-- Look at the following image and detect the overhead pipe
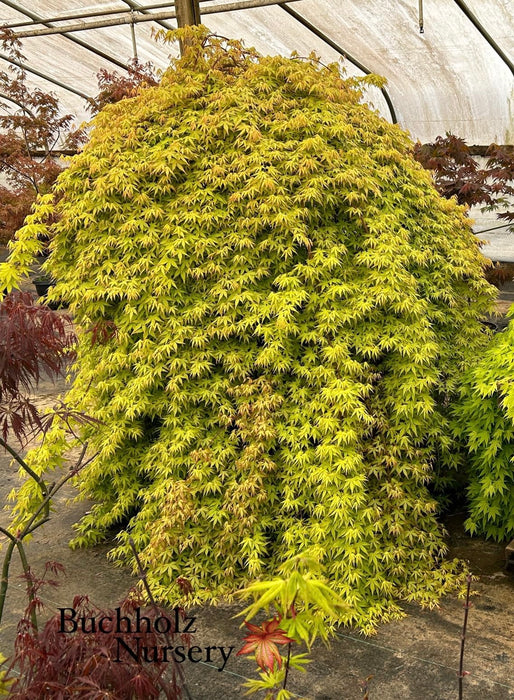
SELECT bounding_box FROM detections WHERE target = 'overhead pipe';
[277,4,398,124]
[12,10,182,37]
[5,2,212,28]
[118,0,175,35]
[13,0,301,39]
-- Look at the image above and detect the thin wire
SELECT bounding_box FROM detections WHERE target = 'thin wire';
[0,589,292,692]
[3,591,513,693]
[198,661,301,697]
[198,661,248,681]
[335,631,514,692]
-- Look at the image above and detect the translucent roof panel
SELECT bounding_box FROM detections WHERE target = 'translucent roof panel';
[0,0,511,144]
[287,0,514,144]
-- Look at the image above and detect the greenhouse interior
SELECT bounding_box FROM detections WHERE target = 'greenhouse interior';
[0,1,513,698]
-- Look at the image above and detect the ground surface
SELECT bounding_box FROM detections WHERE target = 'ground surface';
[0,272,513,699]
[0,374,513,700]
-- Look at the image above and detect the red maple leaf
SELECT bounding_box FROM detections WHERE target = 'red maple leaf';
[237,618,294,671]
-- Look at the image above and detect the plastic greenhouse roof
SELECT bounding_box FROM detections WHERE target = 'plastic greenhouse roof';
[0,0,512,144]
[0,1,512,257]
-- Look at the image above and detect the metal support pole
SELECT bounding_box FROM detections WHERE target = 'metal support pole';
[130,11,139,61]
[174,0,201,55]
[175,0,201,28]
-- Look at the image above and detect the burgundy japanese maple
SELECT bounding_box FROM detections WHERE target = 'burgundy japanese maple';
[87,59,158,115]
[6,568,190,700]
[0,291,74,443]
[414,134,514,287]
[413,133,514,219]
[0,27,84,244]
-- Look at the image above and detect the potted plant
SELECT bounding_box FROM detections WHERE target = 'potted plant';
[32,275,60,310]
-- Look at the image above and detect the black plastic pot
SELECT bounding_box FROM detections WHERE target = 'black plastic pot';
[34,280,53,297]
[33,279,61,310]
[480,315,509,333]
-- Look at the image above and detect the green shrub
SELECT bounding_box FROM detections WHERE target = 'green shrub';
[1,28,496,631]
[0,654,12,695]
[454,310,514,541]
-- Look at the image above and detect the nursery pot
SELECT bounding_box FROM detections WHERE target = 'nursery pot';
[33,279,62,310]
[34,279,53,297]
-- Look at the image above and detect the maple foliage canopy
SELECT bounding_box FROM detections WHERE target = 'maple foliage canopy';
[1,27,496,630]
